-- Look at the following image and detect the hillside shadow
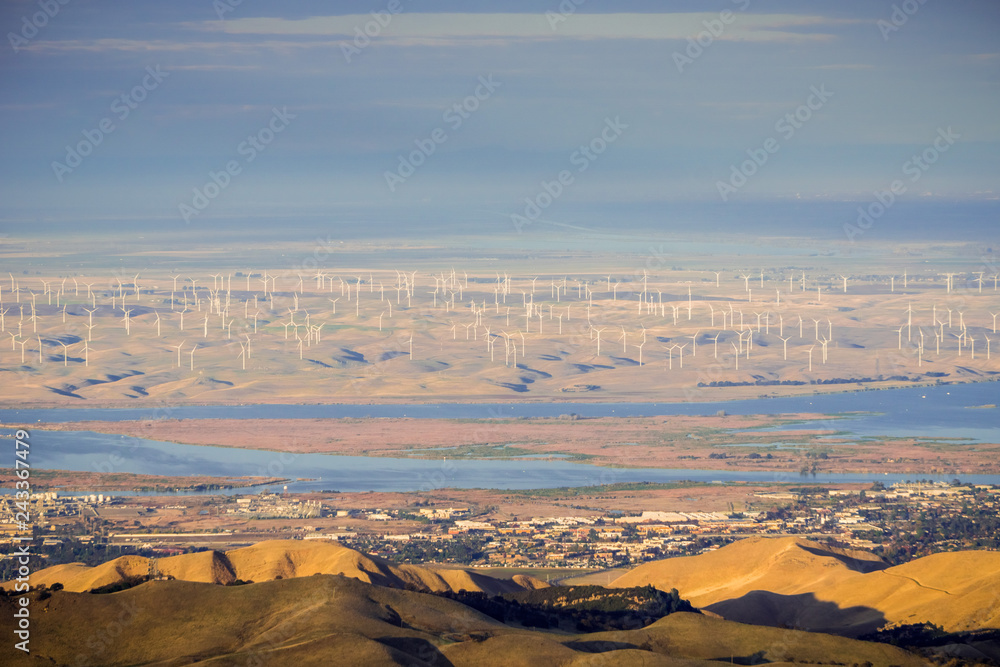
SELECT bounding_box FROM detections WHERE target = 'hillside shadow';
[797,544,889,574]
[376,636,455,666]
[706,591,887,638]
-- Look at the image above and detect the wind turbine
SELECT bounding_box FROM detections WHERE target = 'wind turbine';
[173,341,185,368]
[592,327,605,356]
[189,343,197,370]
[711,332,722,358]
[779,335,791,360]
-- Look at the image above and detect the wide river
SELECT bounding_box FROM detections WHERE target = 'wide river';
[1,382,998,494]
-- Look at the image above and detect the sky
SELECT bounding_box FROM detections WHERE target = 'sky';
[0,0,998,236]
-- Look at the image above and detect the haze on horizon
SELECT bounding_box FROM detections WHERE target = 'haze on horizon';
[0,0,998,242]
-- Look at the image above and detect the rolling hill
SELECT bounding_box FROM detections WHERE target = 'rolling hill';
[4,539,548,596]
[0,574,927,666]
[612,536,1000,636]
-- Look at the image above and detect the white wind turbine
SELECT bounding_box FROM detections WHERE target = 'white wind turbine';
[592,327,605,356]
[174,341,185,368]
[779,335,791,360]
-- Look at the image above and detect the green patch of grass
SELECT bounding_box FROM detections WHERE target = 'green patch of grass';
[495,480,711,498]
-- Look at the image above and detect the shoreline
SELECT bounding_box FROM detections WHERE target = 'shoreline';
[0,377,990,411]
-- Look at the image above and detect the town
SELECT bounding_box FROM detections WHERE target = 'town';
[2,480,998,581]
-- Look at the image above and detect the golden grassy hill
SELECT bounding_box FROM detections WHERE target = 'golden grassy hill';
[612,536,1000,636]
[611,536,886,606]
[5,539,546,595]
[0,575,926,666]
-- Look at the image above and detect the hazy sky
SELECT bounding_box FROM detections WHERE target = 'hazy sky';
[1,0,997,230]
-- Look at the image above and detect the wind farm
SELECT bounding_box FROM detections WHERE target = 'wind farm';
[1,239,998,407]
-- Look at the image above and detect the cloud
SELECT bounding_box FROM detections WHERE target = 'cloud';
[20,38,332,55]
[188,12,854,45]
[21,13,857,56]
[816,63,874,70]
